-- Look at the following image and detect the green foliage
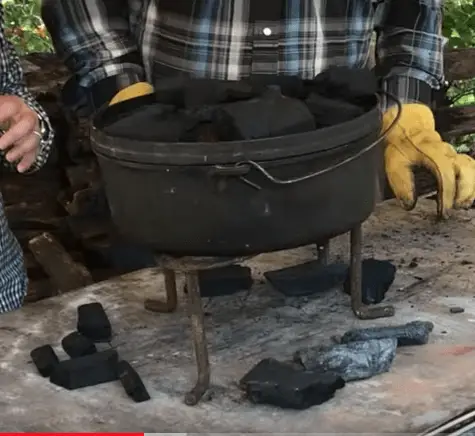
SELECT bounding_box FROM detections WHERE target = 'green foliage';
[443,0,475,49]
[3,0,53,55]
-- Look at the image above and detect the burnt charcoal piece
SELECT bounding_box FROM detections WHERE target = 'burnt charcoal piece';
[30,345,59,377]
[294,338,398,382]
[77,302,112,342]
[450,306,465,314]
[61,331,97,358]
[84,239,156,273]
[240,358,345,410]
[214,90,315,141]
[339,320,435,346]
[305,93,365,127]
[184,265,253,297]
[104,106,199,142]
[265,261,348,297]
[118,360,151,403]
[154,77,258,108]
[311,66,378,105]
[102,104,175,140]
[184,79,257,109]
[249,75,307,98]
[49,349,119,390]
[343,258,396,304]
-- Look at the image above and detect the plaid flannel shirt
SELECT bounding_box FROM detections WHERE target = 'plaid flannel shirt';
[0,4,54,313]
[42,0,446,115]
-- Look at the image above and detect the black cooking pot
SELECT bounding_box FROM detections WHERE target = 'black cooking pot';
[91,94,385,256]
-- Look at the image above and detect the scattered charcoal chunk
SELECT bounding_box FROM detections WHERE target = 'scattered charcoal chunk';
[450,306,465,314]
[61,331,97,358]
[84,239,156,274]
[50,349,119,390]
[265,261,348,297]
[240,358,345,410]
[118,360,151,403]
[311,66,378,105]
[102,104,175,140]
[77,302,112,342]
[343,258,396,304]
[249,75,307,99]
[213,89,315,141]
[184,79,257,109]
[294,338,397,382]
[339,320,434,346]
[184,265,253,297]
[305,93,365,127]
[30,345,59,377]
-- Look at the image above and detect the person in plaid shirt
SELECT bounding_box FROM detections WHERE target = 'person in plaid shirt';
[43,0,475,218]
[0,5,54,312]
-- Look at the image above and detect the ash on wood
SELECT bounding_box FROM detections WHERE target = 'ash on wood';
[28,232,93,293]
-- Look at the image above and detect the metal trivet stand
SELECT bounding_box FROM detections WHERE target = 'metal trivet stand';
[145,223,395,406]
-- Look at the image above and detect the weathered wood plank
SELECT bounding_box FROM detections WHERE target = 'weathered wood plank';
[435,104,475,137]
[445,48,475,82]
[28,232,93,294]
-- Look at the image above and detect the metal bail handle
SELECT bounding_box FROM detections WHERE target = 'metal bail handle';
[213,92,402,189]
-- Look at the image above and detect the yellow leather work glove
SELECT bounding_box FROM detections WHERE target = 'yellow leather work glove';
[382,103,475,218]
[108,82,154,106]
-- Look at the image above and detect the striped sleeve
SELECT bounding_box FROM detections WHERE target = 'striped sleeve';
[375,0,446,109]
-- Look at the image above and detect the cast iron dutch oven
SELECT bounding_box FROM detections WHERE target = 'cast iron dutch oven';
[91,92,397,257]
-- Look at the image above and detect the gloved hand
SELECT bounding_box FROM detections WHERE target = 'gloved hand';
[382,103,475,218]
[108,82,154,106]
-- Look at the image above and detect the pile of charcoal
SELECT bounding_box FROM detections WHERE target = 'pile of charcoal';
[29,302,150,403]
[240,320,435,410]
[103,66,378,143]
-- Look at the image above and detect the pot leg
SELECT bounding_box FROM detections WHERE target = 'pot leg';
[350,224,395,320]
[316,242,330,265]
[183,270,210,406]
[144,269,178,313]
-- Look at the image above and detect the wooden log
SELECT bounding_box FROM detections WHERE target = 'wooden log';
[444,48,475,82]
[435,104,475,138]
[28,232,93,293]
[25,279,54,303]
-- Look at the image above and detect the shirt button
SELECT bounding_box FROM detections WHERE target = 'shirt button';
[262,27,272,36]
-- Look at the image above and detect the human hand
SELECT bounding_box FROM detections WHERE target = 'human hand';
[0,95,42,173]
[382,103,475,219]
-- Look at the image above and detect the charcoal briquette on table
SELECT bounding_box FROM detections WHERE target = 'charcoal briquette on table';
[49,349,119,390]
[240,358,345,410]
[30,344,59,377]
[118,360,151,403]
[265,261,348,297]
[343,258,396,305]
[184,265,253,297]
[61,331,97,358]
[339,320,435,346]
[294,338,398,382]
[77,302,112,342]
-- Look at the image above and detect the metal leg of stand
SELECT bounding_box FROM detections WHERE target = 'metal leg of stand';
[144,269,178,313]
[316,242,330,265]
[183,270,210,406]
[350,224,395,319]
